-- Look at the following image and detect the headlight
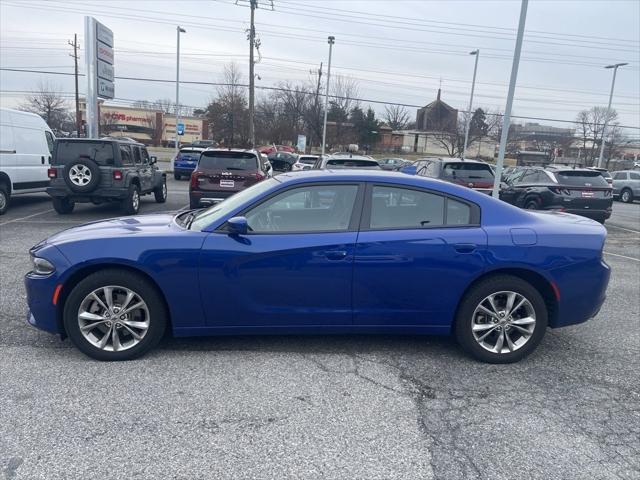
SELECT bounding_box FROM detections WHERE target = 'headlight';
[31,256,55,275]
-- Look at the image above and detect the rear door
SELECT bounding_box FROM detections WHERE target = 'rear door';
[199,182,363,326]
[353,183,487,328]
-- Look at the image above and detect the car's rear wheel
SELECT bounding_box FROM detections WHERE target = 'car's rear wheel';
[52,197,75,214]
[455,275,548,363]
[620,188,634,203]
[524,198,539,210]
[63,269,167,361]
[122,184,140,215]
[0,184,9,215]
[154,178,167,203]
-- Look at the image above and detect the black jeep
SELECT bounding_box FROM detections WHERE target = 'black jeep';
[47,138,167,214]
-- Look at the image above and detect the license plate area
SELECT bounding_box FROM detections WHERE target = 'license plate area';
[220,179,235,188]
[581,191,594,198]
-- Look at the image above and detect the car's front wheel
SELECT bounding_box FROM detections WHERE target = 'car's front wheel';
[620,188,634,203]
[154,178,167,203]
[0,184,9,215]
[455,275,548,363]
[52,197,75,214]
[63,269,167,361]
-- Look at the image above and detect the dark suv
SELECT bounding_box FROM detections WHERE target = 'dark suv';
[189,149,267,208]
[499,166,612,223]
[414,158,495,194]
[47,138,167,215]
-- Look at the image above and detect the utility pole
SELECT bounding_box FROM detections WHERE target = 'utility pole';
[314,62,323,149]
[598,62,627,168]
[492,0,528,198]
[248,0,257,148]
[68,34,81,137]
[174,26,186,169]
[462,49,479,158]
[321,36,335,157]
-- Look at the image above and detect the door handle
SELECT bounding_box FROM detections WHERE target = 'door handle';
[325,250,348,260]
[454,243,476,254]
[41,156,45,165]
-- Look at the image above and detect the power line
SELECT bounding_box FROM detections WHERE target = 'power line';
[2,67,639,130]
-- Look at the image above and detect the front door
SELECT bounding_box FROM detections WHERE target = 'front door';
[353,184,487,328]
[199,183,363,327]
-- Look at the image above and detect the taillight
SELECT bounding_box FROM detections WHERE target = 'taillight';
[113,170,123,180]
[549,187,570,196]
[604,190,612,197]
[190,172,201,189]
[47,168,57,179]
[254,170,265,180]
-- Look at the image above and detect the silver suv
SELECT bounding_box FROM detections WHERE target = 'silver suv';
[612,170,640,203]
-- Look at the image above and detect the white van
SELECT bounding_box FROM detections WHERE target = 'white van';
[0,108,55,214]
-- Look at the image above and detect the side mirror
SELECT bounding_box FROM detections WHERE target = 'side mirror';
[227,216,248,235]
[150,156,157,164]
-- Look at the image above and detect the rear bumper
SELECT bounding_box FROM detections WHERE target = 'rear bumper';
[174,165,196,175]
[47,187,129,201]
[558,207,611,221]
[190,189,237,206]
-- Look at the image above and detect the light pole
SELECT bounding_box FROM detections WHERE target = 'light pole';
[597,62,627,168]
[321,36,335,157]
[462,49,479,159]
[174,26,186,170]
[492,0,528,198]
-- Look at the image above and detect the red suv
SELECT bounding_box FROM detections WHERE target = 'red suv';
[189,149,267,208]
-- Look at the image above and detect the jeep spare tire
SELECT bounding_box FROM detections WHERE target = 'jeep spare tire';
[64,158,101,193]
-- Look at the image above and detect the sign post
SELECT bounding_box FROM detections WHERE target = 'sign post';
[84,17,114,139]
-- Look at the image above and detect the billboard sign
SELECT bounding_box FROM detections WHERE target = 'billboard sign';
[297,134,307,152]
[97,60,114,82]
[177,123,185,136]
[98,78,115,98]
[94,20,114,99]
[96,22,113,47]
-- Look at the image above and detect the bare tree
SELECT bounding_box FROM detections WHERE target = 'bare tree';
[383,104,411,130]
[575,107,618,166]
[206,63,249,146]
[433,108,501,158]
[22,81,71,132]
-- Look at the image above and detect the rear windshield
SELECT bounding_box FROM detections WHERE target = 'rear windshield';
[326,159,380,168]
[442,162,494,180]
[298,156,318,165]
[179,148,202,155]
[54,141,115,166]
[199,152,258,171]
[553,170,609,187]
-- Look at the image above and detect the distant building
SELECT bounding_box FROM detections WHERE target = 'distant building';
[415,89,458,132]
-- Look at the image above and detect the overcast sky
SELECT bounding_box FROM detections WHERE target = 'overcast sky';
[1,0,639,132]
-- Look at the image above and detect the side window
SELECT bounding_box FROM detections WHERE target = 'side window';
[45,131,55,155]
[507,169,525,185]
[520,170,537,183]
[369,186,445,229]
[119,145,132,165]
[133,146,142,165]
[630,173,640,180]
[613,172,627,180]
[141,148,150,164]
[244,184,359,233]
[446,198,471,225]
[424,161,439,177]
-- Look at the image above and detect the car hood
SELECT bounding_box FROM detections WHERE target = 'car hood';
[44,213,178,245]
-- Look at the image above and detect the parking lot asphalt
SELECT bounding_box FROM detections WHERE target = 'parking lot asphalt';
[1,178,639,480]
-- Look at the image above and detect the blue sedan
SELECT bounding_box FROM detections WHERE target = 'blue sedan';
[25,170,610,363]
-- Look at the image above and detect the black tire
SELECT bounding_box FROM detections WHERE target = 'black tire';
[121,183,140,215]
[620,188,634,203]
[455,275,548,364]
[63,269,167,361]
[63,158,101,193]
[174,172,181,180]
[154,178,167,203]
[52,197,75,214]
[524,198,539,210]
[0,183,9,215]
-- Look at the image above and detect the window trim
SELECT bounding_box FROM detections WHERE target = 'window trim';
[359,183,481,232]
[216,181,366,235]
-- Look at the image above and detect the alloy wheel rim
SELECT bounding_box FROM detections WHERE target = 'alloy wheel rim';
[69,164,92,186]
[622,191,630,202]
[162,182,167,199]
[132,190,139,210]
[77,285,150,352]
[471,291,536,354]
[0,191,6,210]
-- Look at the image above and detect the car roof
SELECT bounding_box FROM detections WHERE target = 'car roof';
[202,148,258,154]
[59,137,146,147]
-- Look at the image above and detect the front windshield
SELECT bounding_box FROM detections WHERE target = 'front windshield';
[188,178,279,231]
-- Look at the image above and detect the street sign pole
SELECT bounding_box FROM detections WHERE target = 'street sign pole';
[84,17,97,139]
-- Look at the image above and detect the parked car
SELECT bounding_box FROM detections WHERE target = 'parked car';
[47,138,167,215]
[26,170,610,363]
[268,151,298,173]
[258,145,295,155]
[189,149,267,208]
[414,158,495,194]
[314,155,381,170]
[0,108,55,215]
[499,166,612,223]
[173,147,205,180]
[612,170,640,203]
[588,167,613,185]
[378,158,408,171]
[292,155,319,171]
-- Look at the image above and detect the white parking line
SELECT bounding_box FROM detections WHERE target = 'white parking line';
[0,208,54,227]
[604,251,640,262]
[606,224,640,235]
